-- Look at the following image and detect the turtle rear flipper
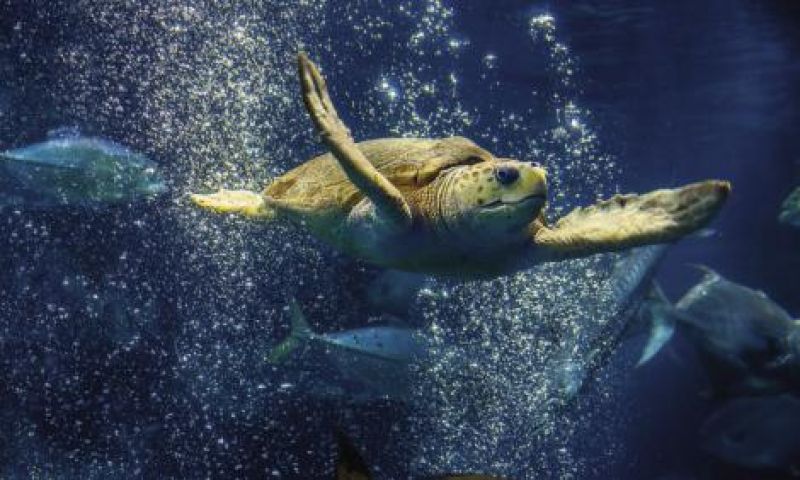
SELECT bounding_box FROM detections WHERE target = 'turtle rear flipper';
[532,180,730,261]
[190,189,275,219]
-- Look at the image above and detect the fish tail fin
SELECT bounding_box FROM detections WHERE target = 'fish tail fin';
[266,298,314,364]
[636,282,677,367]
[189,189,276,220]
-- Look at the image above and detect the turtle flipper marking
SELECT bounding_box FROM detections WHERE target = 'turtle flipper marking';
[532,180,730,261]
[190,189,275,219]
[298,52,412,229]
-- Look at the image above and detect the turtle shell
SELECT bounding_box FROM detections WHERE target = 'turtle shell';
[263,136,493,215]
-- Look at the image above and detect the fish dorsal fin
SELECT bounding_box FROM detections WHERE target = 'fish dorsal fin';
[688,263,721,282]
[46,126,82,140]
[335,429,371,480]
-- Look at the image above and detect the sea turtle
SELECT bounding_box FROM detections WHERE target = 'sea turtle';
[190,53,730,278]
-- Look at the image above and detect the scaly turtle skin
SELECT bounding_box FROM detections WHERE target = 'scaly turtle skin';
[190,53,730,278]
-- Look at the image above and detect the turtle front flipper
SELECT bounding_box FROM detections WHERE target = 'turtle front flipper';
[298,53,412,229]
[531,180,730,262]
[190,189,275,219]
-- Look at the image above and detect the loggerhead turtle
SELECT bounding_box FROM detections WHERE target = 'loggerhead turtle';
[190,53,730,278]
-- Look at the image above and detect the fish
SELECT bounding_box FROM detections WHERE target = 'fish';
[607,244,677,367]
[279,244,677,405]
[677,267,800,395]
[550,234,721,406]
[335,428,508,480]
[642,267,800,396]
[0,129,166,208]
[612,230,717,367]
[778,186,800,228]
[268,299,430,400]
[700,394,800,473]
[531,243,679,413]
[561,244,673,395]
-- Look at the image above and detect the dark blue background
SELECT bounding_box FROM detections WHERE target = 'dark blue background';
[0,1,799,479]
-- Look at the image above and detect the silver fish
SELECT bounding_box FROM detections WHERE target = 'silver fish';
[268,299,430,400]
[608,244,679,366]
[615,229,718,367]
[644,267,800,395]
[678,268,800,394]
[547,244,674,403]
[277,244,681,404]
[0,131,166,207]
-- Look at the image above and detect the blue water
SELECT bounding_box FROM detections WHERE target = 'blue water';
[0,1,798,479]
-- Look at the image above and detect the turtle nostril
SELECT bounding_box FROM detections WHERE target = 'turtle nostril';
[495,166,520,185]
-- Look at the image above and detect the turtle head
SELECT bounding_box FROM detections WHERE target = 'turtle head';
[439,158,547,248]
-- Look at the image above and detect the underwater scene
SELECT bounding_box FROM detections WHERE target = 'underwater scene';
[0,1,798,479]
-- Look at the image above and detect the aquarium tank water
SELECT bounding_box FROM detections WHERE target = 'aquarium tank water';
[0,1,798,479]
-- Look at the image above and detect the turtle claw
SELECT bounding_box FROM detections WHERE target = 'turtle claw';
[189,189,273,219]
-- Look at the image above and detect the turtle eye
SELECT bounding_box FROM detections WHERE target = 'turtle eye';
[495,166,519,185]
